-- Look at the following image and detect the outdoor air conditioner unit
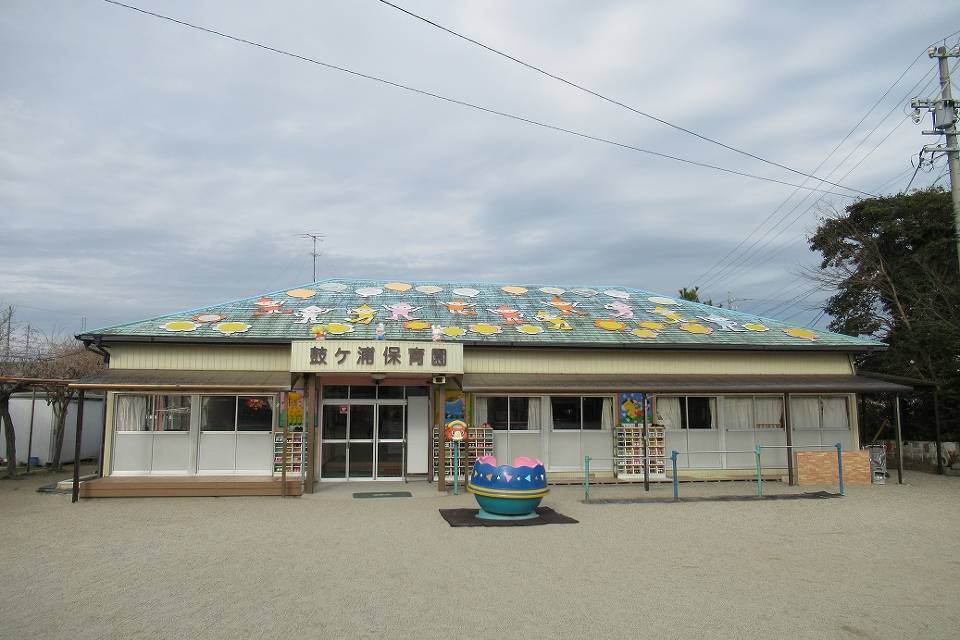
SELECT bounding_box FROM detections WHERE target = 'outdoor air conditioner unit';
[432,375,446,385]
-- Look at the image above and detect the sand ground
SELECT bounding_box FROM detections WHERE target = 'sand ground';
[0,470,957,640]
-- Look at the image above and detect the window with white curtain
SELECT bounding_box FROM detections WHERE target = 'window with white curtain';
[721,397,784,429]
[655,396,717,430]
[790,396,849,430]
[115,394,192,432]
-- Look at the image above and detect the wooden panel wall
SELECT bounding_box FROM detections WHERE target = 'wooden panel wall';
[110,345,290,371]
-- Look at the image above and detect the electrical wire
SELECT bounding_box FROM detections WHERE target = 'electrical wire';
[692,33,960,288]
[376,0,875,198]
[99,0,861,198]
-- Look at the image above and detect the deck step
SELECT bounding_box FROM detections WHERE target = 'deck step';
[78,476,303,498]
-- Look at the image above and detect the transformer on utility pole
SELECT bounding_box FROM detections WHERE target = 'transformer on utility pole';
[911,44,960,271]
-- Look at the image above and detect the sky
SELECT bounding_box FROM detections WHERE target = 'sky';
[1,0,957,345]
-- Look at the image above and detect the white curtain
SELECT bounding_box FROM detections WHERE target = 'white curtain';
[527,397,541,430]
[656,397,682,430]
[601,397,613,429]
[756,397,784,429]
[541,397,553,430]
[116,395,149,432]
[722,397,753,429]
[474,396,487,425]
[821,397,850,429]
[790,397,820,429]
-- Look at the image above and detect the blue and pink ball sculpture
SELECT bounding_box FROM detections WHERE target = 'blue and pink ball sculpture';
[466,455,549,520]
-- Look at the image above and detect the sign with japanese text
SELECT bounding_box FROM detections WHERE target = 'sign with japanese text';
[290,340,464,374]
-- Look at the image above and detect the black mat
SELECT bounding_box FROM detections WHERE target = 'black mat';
[353,491,412,499]
[587,490,840,504]
[439,506,578,527]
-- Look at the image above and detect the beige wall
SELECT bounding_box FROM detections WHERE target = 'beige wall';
[463,348,854,375]
[110,344,290,370]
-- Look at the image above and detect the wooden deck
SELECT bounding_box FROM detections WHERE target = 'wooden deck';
[78,476,304,498]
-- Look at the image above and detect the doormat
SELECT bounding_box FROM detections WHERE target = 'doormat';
[353,491,413,499]
[586,490,840,504]
[439,507,578,527]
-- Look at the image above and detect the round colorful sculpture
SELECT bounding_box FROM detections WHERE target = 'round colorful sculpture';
[467,455,549,520]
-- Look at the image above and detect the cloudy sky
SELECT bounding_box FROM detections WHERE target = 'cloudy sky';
[1,0,957,342]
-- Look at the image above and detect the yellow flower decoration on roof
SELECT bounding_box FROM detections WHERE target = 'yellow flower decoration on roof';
[743,322,769,332]
[215,322,251,335]
[784,327,817,341]
[323,322,354,336]
[631,328,658,339]
[469,323,502,336]
[441,326,466,338]
[404,320,432,331]
[161,320,198,332]
[384,282,412,292]
[638,321,665,331]
[595,319,625,331]
[516,324,543,335]
[286,288,316,299]
[415,285,443,295]
[501,286,528,296]
[680,322,713,335]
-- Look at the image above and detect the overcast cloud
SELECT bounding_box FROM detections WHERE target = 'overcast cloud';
[1,0,956,339]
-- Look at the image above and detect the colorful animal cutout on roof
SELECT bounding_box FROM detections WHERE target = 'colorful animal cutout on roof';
[698,316,745,332]
[295,306,334,324]
[536,310,572,330]
[383,302,421,321]
[347,304,377,325]
[488,305,524,325]
[652,306,684,323]
[444,300,477,316]
[254,297,290,316]
[604,301,635,319]
[545,295,581,316]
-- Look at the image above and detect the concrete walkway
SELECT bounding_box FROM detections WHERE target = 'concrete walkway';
[1,470,957,639]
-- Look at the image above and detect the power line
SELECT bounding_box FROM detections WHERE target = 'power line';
[692,33,960,288]
[376,0,875,198]
[698,59,947,291]
[100,0,859,198]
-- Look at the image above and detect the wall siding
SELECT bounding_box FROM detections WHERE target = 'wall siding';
[110,345,290,371]
[463,349,853,375]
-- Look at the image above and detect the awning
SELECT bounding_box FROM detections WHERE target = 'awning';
[69,369,293,391]
[461,374,912,394]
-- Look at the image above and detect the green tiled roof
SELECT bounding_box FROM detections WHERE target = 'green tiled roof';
[81,278,885,351]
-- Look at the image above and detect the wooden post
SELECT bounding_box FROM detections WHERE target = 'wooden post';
[281,392,288,498]
[71,389,85,503]
[25,387,37,474]
[933,388,944,476]
[894,395,904,485]
[784,393,795,486]
[641,394,650,493]
[98,392,108,477]
[304,374,317,494]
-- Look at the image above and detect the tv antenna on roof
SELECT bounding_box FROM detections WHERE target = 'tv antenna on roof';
[297,233,325,282]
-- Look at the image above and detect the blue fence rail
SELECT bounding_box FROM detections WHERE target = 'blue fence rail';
[584,443,845,502]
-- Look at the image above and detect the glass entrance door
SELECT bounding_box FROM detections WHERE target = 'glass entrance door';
[320,386,408,481]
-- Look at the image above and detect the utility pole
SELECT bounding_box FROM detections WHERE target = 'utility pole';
[912,44,960,272]
[297,233,325,282]
[3,306,12,360]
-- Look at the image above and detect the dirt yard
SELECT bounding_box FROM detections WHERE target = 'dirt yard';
[0,470,957,639]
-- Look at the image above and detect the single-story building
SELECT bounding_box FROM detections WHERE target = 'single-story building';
[73,278,909,497]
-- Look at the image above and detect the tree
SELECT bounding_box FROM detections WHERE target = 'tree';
[678,286,719,307]
[807,187,960,440]
[32,339,104,472]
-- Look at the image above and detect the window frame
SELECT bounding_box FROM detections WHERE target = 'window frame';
[549,395,614,432]
[476,394,542,433]
[719,395,785,431]
[114,393,194,434]
[199,393,277,433]
[789,394,851,431]
[654,395,719,431]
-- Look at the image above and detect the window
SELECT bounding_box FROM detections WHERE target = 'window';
[475,396,539,431]
[201,395,275,432]
[721,396,784,429]
[550,396,612,431]
[115,394,192,432]
[790,396,850,430]
[655,396,717,430]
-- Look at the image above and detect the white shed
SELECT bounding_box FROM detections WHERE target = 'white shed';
[1,392,104,466]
